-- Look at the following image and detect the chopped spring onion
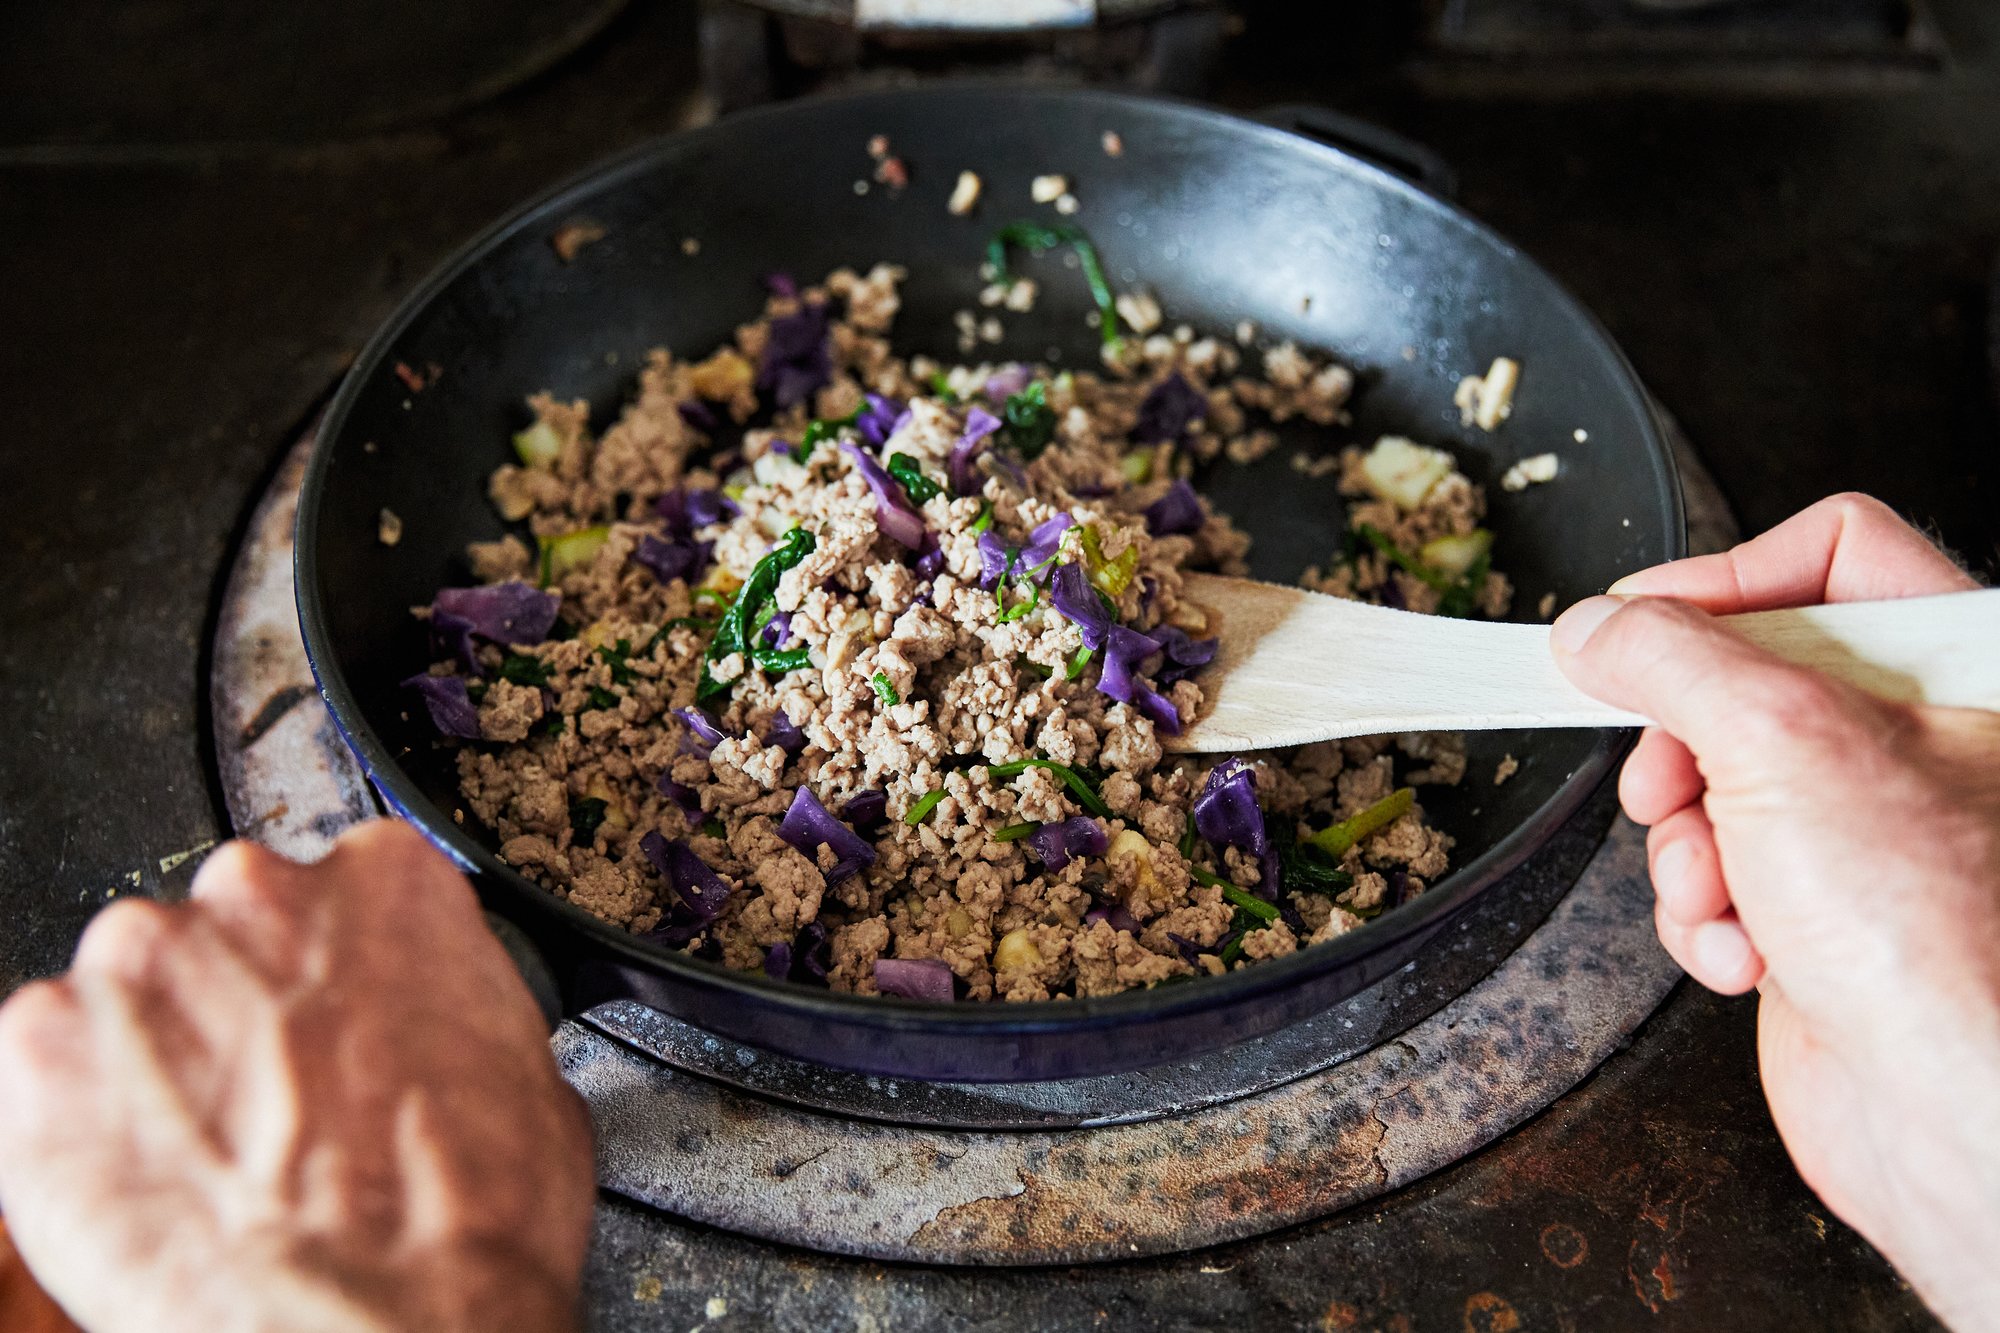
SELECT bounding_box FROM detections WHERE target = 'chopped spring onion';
[871,672,900,707]
[987,221,1122,350]
[1357,524,1490,619]
[595,638,636,685]
[498,654,552,686]
[796,406,861,463]
[1309,787,1416,860]
[1064,644,1094,681]
[969,501,994,535]
[905,789,947,825]
[992,822,1038,842]
[984,756,1111,819]
[1219,881,1279,922]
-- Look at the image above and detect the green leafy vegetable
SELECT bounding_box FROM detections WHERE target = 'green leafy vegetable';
[871,672,901,707]
[928,369,959,403]
[583,685,619,712]
[905,789,947,825]
[596,638,636,685]
[1278,833,1355,900]
[969,501,994,535]
[1308,787,1416,860]
[887,452,942,504]
[984,756,1111,819]
[1179,810,1198,860]
[1064,644,1095,681]
[998,381,1058,459]
[797,406,861,463]
[698,526,817,701]
[701,817,727,839]
[532,712,565,737]
[1356,524,1489,619]
[569,797,609,842]
[498,654,552,687]
[987,221,1121,349]
[1219,934,1246,966]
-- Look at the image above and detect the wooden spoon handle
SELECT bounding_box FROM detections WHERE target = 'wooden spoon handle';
[1416,589,2000,736]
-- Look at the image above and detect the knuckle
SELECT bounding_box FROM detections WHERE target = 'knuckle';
[190,839,284,902]
[71,898,180,975]
[0,980,79,1061]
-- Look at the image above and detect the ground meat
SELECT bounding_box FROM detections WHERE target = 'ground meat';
[406,265,1512,1000]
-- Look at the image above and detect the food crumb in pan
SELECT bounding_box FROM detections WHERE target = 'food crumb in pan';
[550,220,607,263]
[1116,289,1163,335]
[393,360,439,393]
[1494,755,1519,785]
[1537,591,1557,619]
[867,134,890,159]
[1103,130,1124,156]
[1235,320,1257,346]
[1291,452,1342,479]
[681,237,701,256]
[1055,193,1080,216]
[1573,427,1589,443]
[1500,452,1559,492]
[874,156,909,191]
[377,508,403,547]
[948,170,983,216]
[1031,173,1069,203]
[853,180,870,195]
[1456,356,1521,432]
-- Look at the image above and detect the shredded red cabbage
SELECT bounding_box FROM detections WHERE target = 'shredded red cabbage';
[1086,903,1144,935]
[794,921,830,982]
[678,399,719,431]
[757,301,832,409]
[765,271,799,298]
[760,709,806,754]
[1164,931,1206,965]
[763,941,792,979]
[639,830,733,920]
[778,786,877,886]
[429,610,482,676]
[657,774,704,822]
[634,534,712,586]
[673,706,729,753]
[656,486,738,535]
[1193,759,1273,895]
[843,788,889,831]
[1098,625,1183,734]
[856,393,906,448]
[985,364,1032,401]
[1134,372,1208,444]
[950,406,1002,495]
[841,441,928,549]
[1143,478,1204,536]
[1050,562,1111,649]
[1151,625,1219,687]
[1021,513,1073,570]
[401,673,482,739]
[432,580,560,645]
[759,610,794,649]
[874,957,955,1002]
[914,532,946,580]
[1027,816,1108,870]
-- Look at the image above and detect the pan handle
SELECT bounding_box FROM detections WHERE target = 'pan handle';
[484,910,566,1030]
[1255,105,1459,199]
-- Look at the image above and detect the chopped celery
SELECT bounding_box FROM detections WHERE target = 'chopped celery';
[1078,523,1138,598]
[1418,529,1494,579]
[512,420,563,469]
[1358,436,1453,511]
[537,525,610,585]
[1308,787,1416,860]
[1118,452,1153,484]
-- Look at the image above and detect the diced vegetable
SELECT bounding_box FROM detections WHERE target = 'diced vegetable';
[433,580,561,645]
[871,672,900,707]
[992,822,1037,842]
[1078,524,1138,598]
[1143,479,1204,536]
[992,928,1042,973]
[950,407,1002,496]
[569,796,610,842]
[905,789,947,826]
[537,525,610,584]
[1192,758,1271,889]
[1133,373,1207,446]
[843,789,888,831]
[698,525,816,701]
[511,420,563,469]
[1309,787,1416,860]
[1119,452,1153,484]
[842,442,927,549]
[984,756,1111,819]
[756,301,832,408]
[1419,529,1494,579]
[1218,881,1280,923]
[998,381,1058,459]
[401,673,481,740]
[1026,816,1107,871]
[1107,828,1158,891]
[1359,436,1455,511]
[887,452,942,504]
[777,786,876,886]
[875,957,956,1001]
[640,831,733,922]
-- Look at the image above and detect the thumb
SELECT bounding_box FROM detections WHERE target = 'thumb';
[1552,595,1879,778]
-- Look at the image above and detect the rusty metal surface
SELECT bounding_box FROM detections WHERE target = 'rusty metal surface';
[211,429,380,863]
[557,814,1676,1265]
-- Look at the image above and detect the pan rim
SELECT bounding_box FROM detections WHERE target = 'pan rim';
[295,81,1684,1039]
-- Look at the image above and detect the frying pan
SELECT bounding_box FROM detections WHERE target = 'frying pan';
[296,85,1682,1082]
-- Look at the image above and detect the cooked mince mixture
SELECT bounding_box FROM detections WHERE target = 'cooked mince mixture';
[402,261,1511,1002]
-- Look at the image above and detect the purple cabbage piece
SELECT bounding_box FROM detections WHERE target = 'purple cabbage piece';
[638,831,733,920]
[673,706,729,753]
[757,301,832,409]
[1050,562,1111,650]
[429,610,482,677]
[764,942,792,979]
[432,580,560,645]
[1020,514,1073,571]
[978,515,1074,592]
[634,534,712,587]
[770,441,793,456]
[1193,758,1274,897]
[760,710,806,754]
[1098,625,1183,735]
[1152,625,1219,687]
[975,530,1014,591]
[985,363,1032,401]
[1085,903,1144,935]
[760,610,794,649]
[1070,481,1117,499]
[949,406,1002,495]
[656,486,738,536]
[1143,479,1204,536]
[1134,372,1208,445]
[844,789,889,832]
[874,957,955,1002]
[1379,578,1407,611]
[1164,931,1206,965]
[1027,816,1107,871]
[678,399,719,432]
[401,673,482,740]
[794,921,830,982]
[778,786,877,886]
[856,393,906,448]
[842,441,927,549]
[914,533,946,580]
[1139,575,1159,615]
[657,775,704,822]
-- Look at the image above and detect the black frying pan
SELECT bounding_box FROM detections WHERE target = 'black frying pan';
[296,85,1682,1082]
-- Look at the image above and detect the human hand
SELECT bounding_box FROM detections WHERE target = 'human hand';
[1550,493,2000,1330]
[0,820,595,1333]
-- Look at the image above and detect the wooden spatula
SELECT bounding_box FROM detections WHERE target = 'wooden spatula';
[1169,573,2000,753]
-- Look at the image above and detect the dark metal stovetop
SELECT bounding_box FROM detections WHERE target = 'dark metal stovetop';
[8,0,1998,1326]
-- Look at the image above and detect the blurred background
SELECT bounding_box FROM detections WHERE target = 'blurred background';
[2,1,1994,1328]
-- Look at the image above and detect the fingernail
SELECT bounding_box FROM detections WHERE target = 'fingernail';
[1693,919,1753,982]
[1551,595,1625,655]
